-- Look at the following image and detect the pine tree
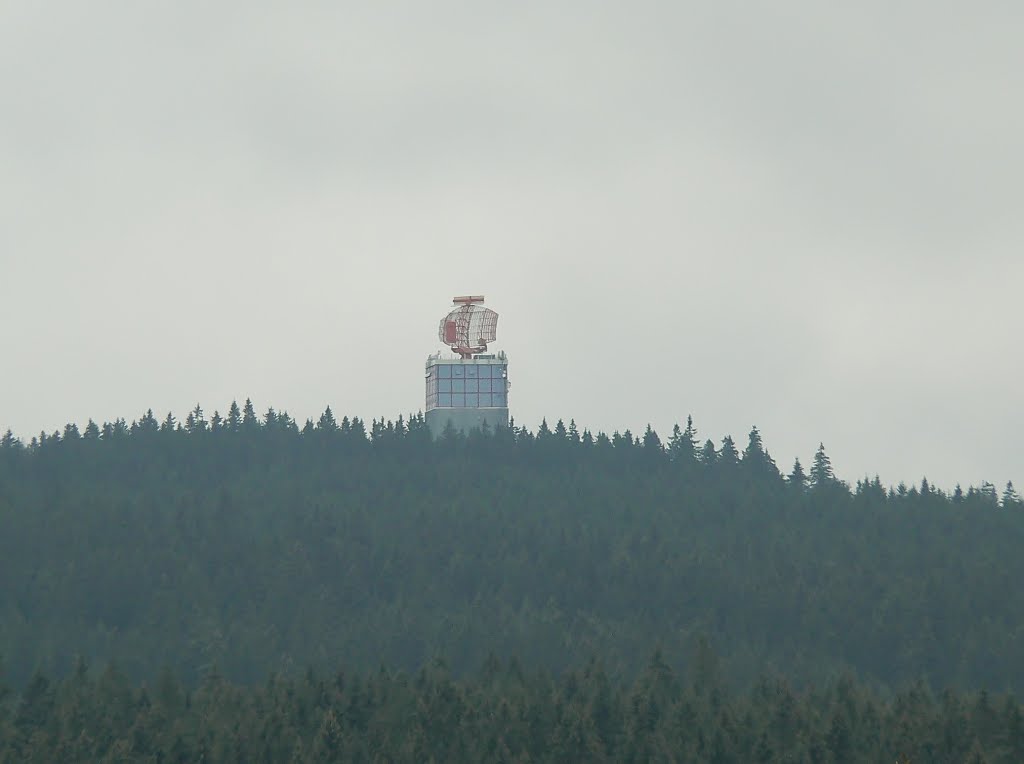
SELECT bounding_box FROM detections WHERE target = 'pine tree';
[226,401,242,432]
[788,458,807,490]
[133,409,159,436]
[742,426,777,477]
[1002,481,1021,509]
[350,417,367,439]
[83,419,100,440]
[719,436,739,466]
[242,399,259,431]
[568,419,580,443]
[979,482,1000,507]
[281,411,298,432]
[668,415,698,464]
[743,426,764,460]
[185,405,206,434]
[809,443,835,489]
[700,439,717,466]
[642,425,663,455]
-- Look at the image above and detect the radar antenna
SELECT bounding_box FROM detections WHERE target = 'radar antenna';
[438,295,499,359]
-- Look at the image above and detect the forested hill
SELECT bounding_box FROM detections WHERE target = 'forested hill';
[1,403,1022,692]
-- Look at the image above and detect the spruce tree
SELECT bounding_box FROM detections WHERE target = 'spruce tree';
[719,435,739,466]
[137,409,159,435]
[226,401,242,432]
[1002,481,1021,509]
[809,443,835,489]
[788,458,807,490]
[242,399,259,431]
[568,419,579,443]
[669,415,698,464]
[642,425,663,454]
[742,426,778,478]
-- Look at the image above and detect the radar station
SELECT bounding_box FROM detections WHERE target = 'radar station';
[425,296,510,437]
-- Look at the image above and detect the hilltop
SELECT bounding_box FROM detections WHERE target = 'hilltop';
[1,404,1022,692]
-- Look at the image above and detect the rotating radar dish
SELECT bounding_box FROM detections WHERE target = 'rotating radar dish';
[438,295,499,359]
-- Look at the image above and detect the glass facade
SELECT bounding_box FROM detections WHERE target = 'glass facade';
[426,362,508,411]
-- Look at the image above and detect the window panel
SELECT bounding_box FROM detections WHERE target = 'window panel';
[465,394,478,407]
[437,365,451,378]
[438,393,452,407]
[479,393,493,407]
[452,379,465,393]
[451,394,465,408]
[437,379,451,393]
[452,365,465,378]
[466,365,479,378]
[465,379,478,393]
[478,378,492,393]
[493,393,506,406]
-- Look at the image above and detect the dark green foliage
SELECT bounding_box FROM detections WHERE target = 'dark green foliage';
[787,457,807,490]
[0,407,1022,699]
[810,442,835,489]
[1,660,1022,763]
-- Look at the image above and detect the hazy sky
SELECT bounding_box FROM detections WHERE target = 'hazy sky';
[2,1,1021,490]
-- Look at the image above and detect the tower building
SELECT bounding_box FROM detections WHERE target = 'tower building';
[425,296,510,438]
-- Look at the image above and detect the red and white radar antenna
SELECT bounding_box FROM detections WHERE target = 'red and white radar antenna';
[439,295,499,359]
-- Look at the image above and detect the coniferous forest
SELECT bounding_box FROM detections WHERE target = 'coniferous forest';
[1,402,1022,761]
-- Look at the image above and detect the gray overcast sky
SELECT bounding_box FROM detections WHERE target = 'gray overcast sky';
[1,1,1021,490]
